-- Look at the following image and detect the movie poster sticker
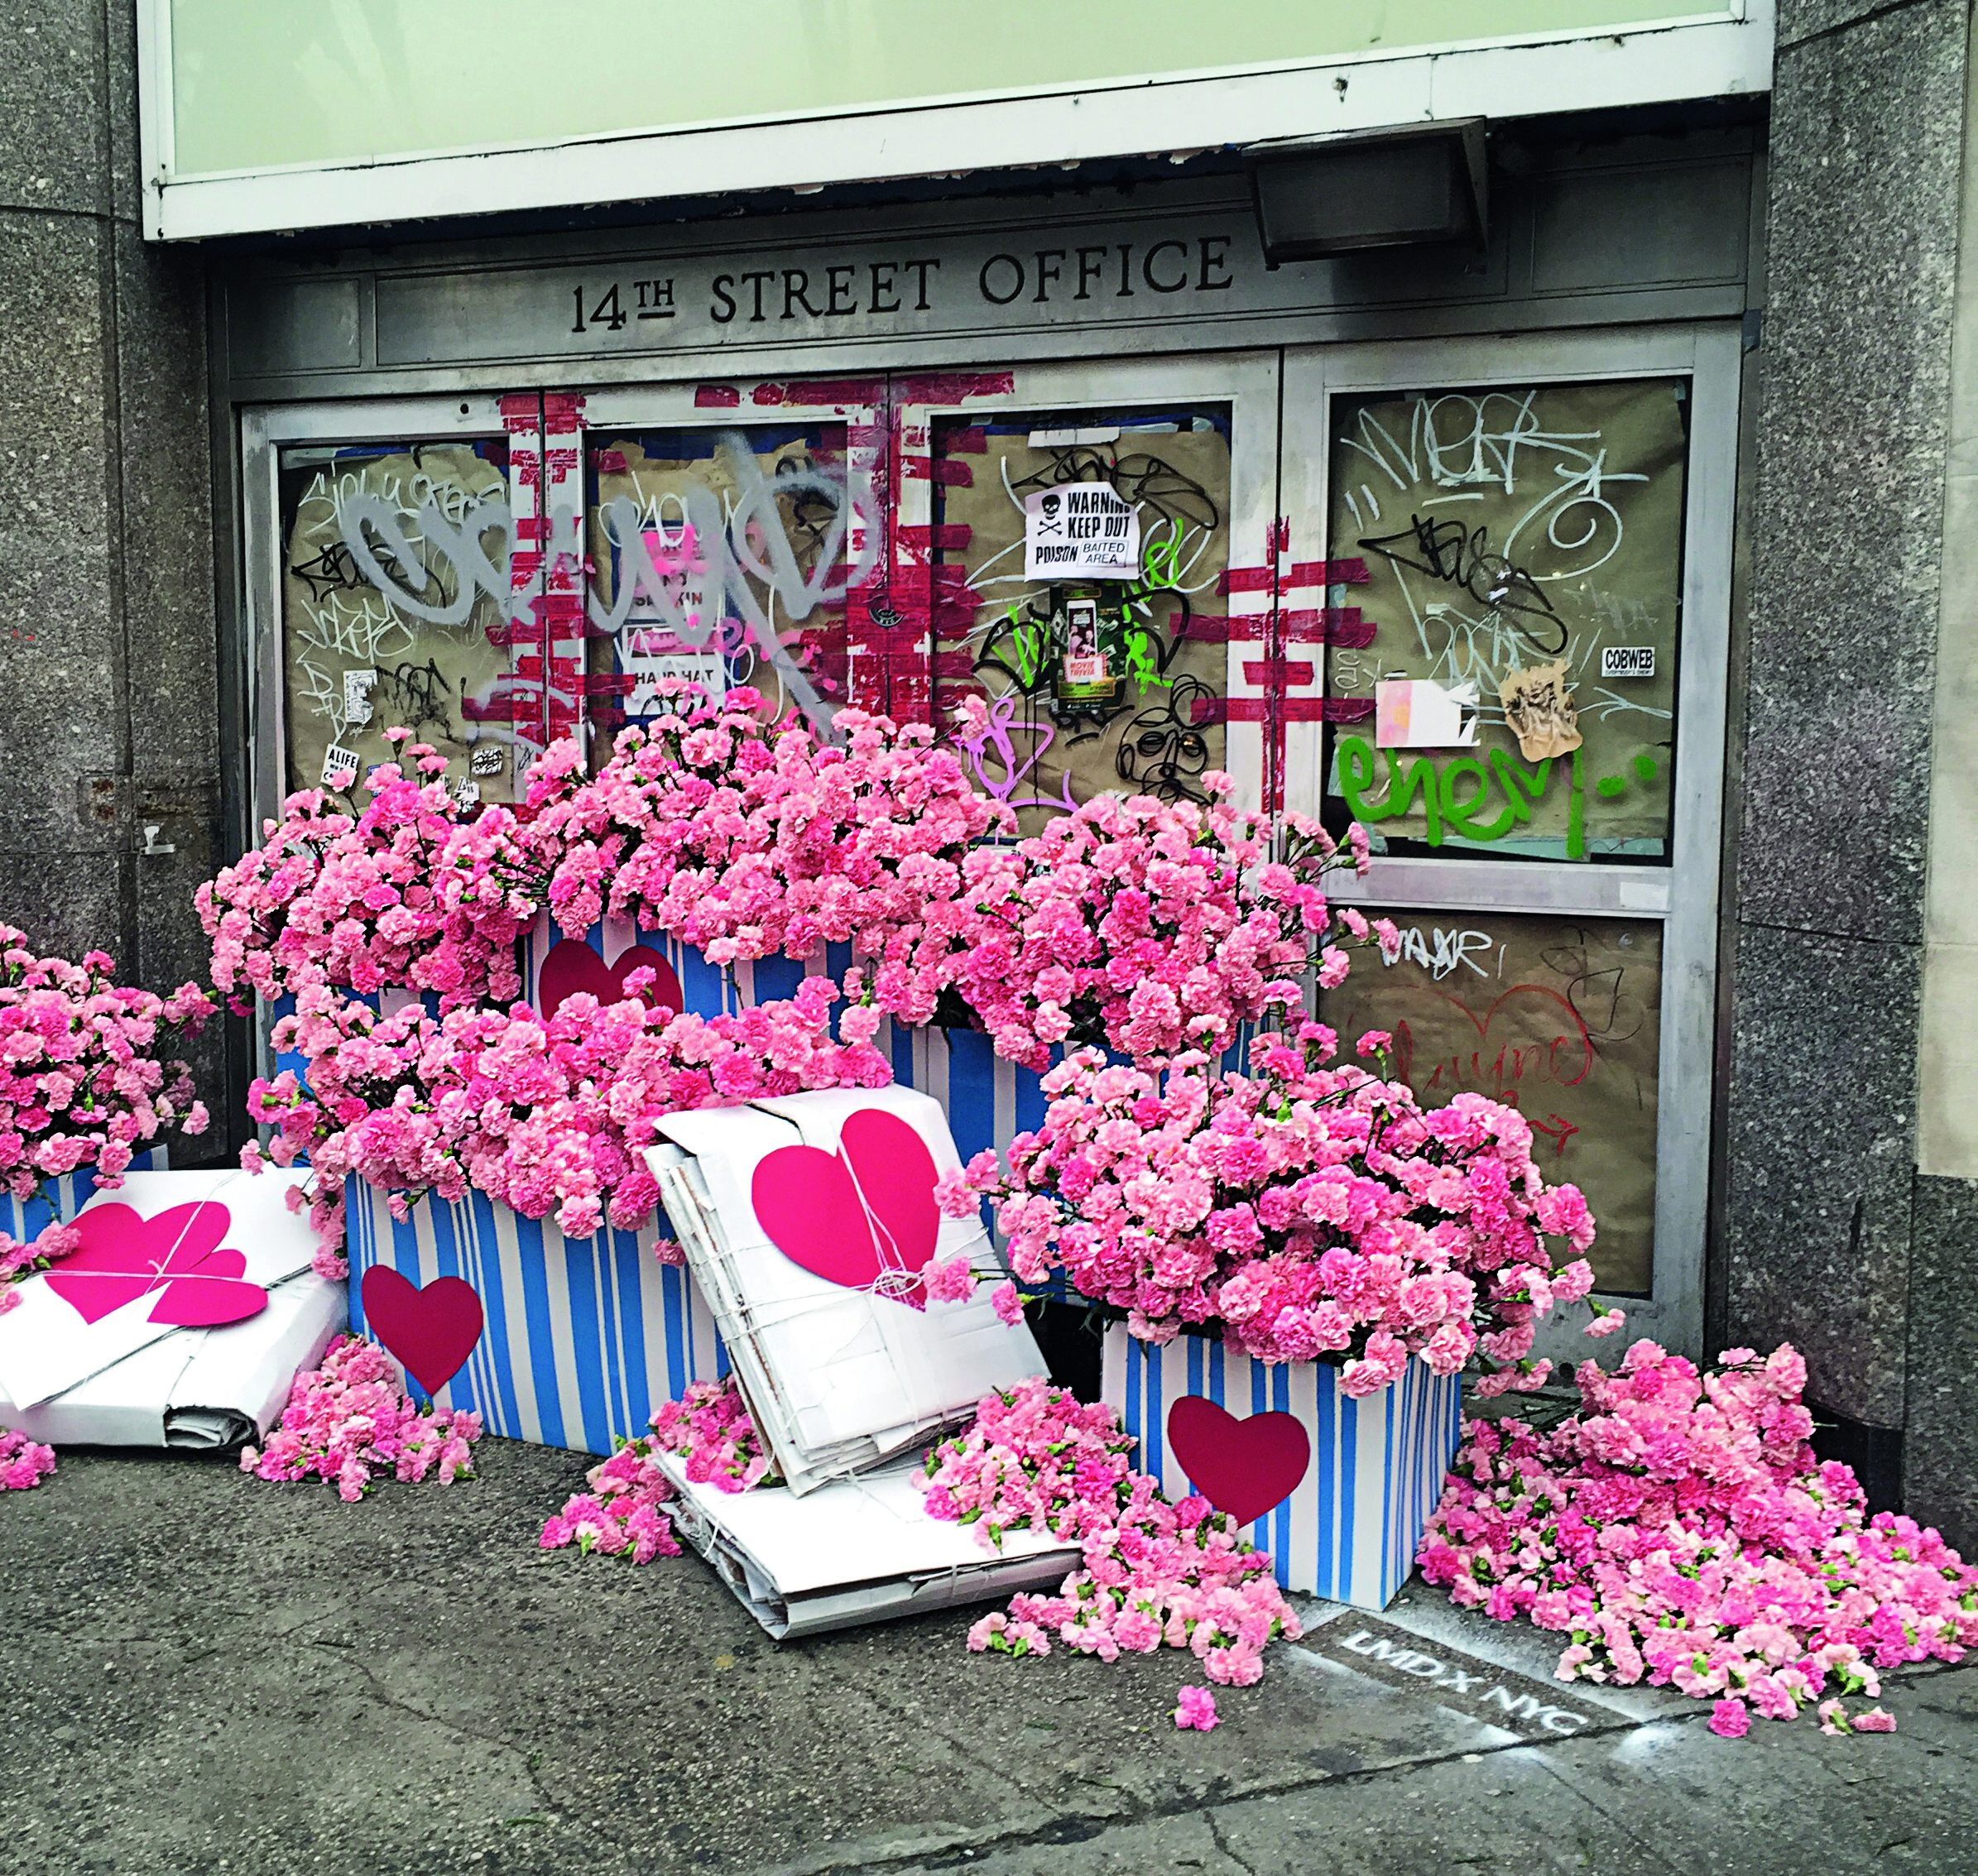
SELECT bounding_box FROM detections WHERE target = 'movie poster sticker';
[1023,484,1140,580]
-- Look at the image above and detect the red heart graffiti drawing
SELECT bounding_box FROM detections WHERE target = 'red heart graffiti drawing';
[1166,1396,1311,1526]
[751,1108,940,1309]
[537,938,684,1021]
[360,1267,485,1396]
[43,1201,267,1328]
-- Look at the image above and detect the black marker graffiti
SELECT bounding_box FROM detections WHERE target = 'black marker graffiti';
[1360,515,1568,655]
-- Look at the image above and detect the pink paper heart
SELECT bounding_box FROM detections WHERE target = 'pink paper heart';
[44,1201,267,1329]
[537,938,684,1020]
[1165,1396,1311,1526]
[360,1266,485,1395]
[750,1108,940,1310]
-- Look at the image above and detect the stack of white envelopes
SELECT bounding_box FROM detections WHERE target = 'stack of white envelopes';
[645,1085,1078,1635]
[0,1168,343,1449]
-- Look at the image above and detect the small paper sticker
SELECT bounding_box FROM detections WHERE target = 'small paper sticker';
[1497,660,1582,761]
[320,744,362,790]
[449,778,481,809]
[1024,484,1140,581]
[468,744,507,777]
[343,668,377,727]
[1375,679,1479,749]
[1600,646,1655,679]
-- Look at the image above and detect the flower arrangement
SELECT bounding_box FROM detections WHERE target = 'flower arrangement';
[509,684,1014,970]
[923,1379,1303,1685]
[1418,1340,1978,1736]
[241,1334,482,1502]
[1,926,214,1307]
[913,781,1379,1070]
[945,1027,1597,1391]
[196,736,530,1013]
[246,972,892,1271]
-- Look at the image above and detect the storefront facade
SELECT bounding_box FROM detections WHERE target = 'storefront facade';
[8,2,1975,1543]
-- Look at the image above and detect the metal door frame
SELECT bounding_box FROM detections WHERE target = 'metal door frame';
[1286,324,1743,1355]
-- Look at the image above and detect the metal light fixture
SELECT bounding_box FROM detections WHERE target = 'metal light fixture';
[1248,120,1488,263]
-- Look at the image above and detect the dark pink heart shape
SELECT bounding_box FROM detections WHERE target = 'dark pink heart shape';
[361,1266,485,1395]
[537,938,684,1020]
[44,1201,267,1329]
[751,1108,940,1310]
[1166,1396,1311,1526]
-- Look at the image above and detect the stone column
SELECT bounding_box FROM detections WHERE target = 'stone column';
[0,2,223,1145]
[1725,0,1974,1540]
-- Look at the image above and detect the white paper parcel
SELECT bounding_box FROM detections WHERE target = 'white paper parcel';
[646,1085,1045,1496]
[655,1447,1078,1640]
[0,1168,341,1447]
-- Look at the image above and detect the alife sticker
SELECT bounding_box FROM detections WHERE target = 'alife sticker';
[320,743,362,790]
[1024,484,1139,581]
[469,744,507,777]
[1600,645,1655,679]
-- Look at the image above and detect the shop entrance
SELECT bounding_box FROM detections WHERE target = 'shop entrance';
[239,327,1737,1351]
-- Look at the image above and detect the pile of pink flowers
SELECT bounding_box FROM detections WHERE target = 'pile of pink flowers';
[913,786,1378,1069]
[945,1027,1597,1390]
[0,1427,56,1491]
[514,686,1013,972]
[241,1334,482,1502]
[1419,1340,1978,1737]
[247,972,892,1266]
[540,1376,774,1562]
[1,926,214,1307]
[922,1379,1303,1686]
[196,735,530,1012]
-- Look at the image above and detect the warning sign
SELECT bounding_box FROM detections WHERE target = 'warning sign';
[1024,483,1140,581]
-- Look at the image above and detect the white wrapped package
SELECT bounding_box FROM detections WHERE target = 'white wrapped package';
[0,1273,345,1449]
[0,1168,329,1437]
[648,1086,1044,1495]
[654,1447,1077,1639]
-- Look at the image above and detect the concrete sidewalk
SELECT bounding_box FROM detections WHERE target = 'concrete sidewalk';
[2,1437,1970,1875]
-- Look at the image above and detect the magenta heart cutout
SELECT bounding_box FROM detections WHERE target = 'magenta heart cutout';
[1166,1396,1312,1526]
[361,1267,485,1396]
[751,1108,940,1310]
[537,938,684,1020]
[43,1201,268,1328]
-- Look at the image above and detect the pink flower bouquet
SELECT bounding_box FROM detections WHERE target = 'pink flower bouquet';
[943,1024,1599,1394]
[1,926,214,1303]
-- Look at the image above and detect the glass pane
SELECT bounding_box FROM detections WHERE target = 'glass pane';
[1322,911,1662,1296]
[931,405,1232,826]
[585,422,871,736]
[277,439,525,803]
[1324,378,1690,861]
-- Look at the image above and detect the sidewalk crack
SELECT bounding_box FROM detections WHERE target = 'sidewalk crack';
[1202,1805,1260,1876]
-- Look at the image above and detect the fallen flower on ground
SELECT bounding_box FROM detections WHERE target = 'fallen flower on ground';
[242,1334,480,1502]
[0,1427,55,1491]
[1419,1340,1978,1736]
[927,1379,1302,1687]
[1174,1686,1219,1730]
[540,1376,775,1562]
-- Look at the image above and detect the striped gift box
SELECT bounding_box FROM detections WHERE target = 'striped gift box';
[1103,1323,1462,1610]
[1,1149,166,1246]
[520,913,854,1020]
[345,1177,724,1456]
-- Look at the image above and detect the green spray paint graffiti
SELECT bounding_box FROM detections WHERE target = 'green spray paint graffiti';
[1337,734,1587,858]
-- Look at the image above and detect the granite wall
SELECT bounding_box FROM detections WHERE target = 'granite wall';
[0,2,225,1144]
[1725,0,1976,1541]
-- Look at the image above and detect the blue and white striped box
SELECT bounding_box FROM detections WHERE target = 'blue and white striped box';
[345,1178,724,1457]
[1,1149,165,1247]
[1103,1324,1462,1611]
